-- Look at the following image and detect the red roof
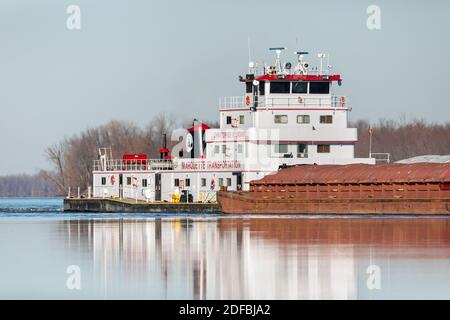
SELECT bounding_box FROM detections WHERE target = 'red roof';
[253,74,341,82]
[122,154,148,161]
[188,123,210,132]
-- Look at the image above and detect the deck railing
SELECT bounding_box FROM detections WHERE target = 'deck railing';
[93,159,174,172]
[370,153,391,164]
[219,95,348,109]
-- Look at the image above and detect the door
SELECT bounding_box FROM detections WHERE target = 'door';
[119,174,123,199]
[155,173,162,201]
[232,172,242,191]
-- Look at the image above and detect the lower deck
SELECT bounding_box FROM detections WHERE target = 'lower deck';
[64,198,221,214]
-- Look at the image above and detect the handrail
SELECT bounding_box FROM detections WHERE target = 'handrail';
[93,159,175,172]
[219,95,348,109]
[370,153,391,164]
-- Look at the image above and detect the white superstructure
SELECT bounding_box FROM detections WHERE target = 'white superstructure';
[92,48,374,202]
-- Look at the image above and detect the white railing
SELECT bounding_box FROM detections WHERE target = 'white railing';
[93,159,174,172]
[66,186,91,199]
[370,153,391,163]
[219,95,348,109]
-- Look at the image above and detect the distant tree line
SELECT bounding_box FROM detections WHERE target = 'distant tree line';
[0,114,448,197]
[43,113,219,195]
[352,118,450,161]
[0,171,56,197]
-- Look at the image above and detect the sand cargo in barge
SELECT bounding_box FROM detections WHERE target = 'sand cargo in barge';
[217,163,450,215]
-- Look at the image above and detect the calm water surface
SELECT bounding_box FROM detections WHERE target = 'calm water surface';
[0,197,449,299]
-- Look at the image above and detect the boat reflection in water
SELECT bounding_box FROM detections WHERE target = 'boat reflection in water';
[59,217,450,299]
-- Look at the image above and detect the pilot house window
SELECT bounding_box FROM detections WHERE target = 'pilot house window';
[259,81,265,95]
[309,82,330,94]
[292,82,307,94]
[246,82,253,93]
[270,81,290,94]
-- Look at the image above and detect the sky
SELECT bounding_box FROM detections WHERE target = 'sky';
[0,0,449,175]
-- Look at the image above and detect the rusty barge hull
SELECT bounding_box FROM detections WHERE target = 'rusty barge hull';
[218,192,450,215]
[218,163,450,215]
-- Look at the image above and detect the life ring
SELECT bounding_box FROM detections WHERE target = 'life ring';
[245,96,251,106]
[340,96,345,107]
[298,97,304,104]
[110,175,116,185]
[132,176,138,188]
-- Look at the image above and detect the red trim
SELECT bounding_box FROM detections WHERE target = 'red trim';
[219,107,350,112]
[206,139,356,143]
[187,123,210,132]
[254,74,341,82]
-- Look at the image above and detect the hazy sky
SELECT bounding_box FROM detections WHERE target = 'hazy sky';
[0,0,449,174]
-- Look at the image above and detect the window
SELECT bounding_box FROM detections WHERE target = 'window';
[246,82,252,93]
[218,178,224,186]
[101,177,106,185]
[292,81,307,93]
[239,115,245,124]
[174,178,180,187]
[226,116,232,124]
[259,81,265,95]
[237,144,243,154]
[320,115,333,124]
[274,143,288,153]
[274,115,288,124]
[185,178,191,187]
[309,81,330,94]
[297,115,310,124]
[297,144,308,158]
[127,177,132,185]
[297,144,307,153]
[269,81,290,94]
[226,178,232,187]
[214,145,219,154]
[142,179,148,187]
[201,178,207,187]
[317,144,330,153]
[221,144,227,154]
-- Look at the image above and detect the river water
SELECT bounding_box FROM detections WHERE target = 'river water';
[0,197,449,299]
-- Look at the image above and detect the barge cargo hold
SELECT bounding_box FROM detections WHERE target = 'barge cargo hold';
[218,163,450,215]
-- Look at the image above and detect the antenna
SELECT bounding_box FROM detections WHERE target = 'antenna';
[269,47,286,74]
[294,51,309,75]
[318,53,327,74]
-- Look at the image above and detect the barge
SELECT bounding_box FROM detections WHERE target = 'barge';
[217,163,450,215]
